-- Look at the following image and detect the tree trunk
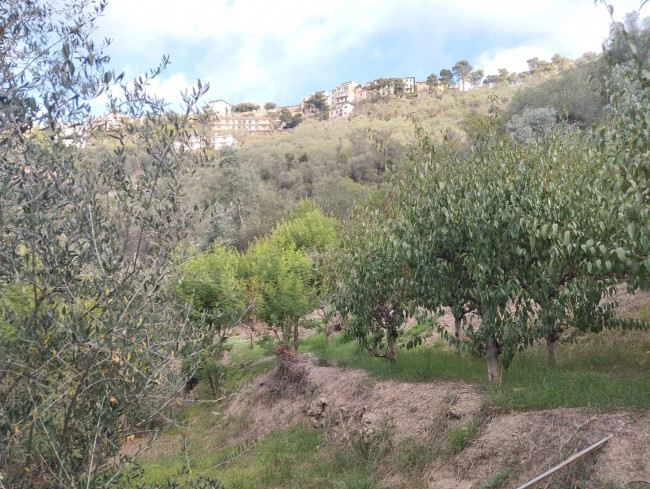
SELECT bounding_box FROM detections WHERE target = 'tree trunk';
[325,321,330,347]
[250,329,255,349]
[546,336,556,366]
[486,337,501,384]
[293,324,299,352]
[388,333,397,362]
[209,378,218,399]
[454,317,462,356]
[238,201,244,226]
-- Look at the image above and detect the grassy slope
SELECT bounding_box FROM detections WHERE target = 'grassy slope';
[300,327,649,411]
[133,313,648,487]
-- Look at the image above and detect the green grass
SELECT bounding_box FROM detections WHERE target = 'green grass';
[300,334,487,384]
[480,469,511,489]
[129,325,649,488]
[300,328,650,411]
[620,301,650,322]
[136,424,391,488]
[493,331,650,411]
[444,417,483,457]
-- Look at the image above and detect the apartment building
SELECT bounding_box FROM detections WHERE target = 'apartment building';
[332,81,360,105]
[403,77,416,94]
[415,81,429,93]
[92,112,127,131]
[365,76,416,97]
[354,84,367,101]
[173,135,206,152]
[211,114,273,132]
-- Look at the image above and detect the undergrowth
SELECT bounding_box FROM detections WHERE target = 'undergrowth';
[300,328,650,411]
[132,309,649,487]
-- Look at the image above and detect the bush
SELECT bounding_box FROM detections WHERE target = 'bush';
[505,106,557,141]
[506,63,607,126]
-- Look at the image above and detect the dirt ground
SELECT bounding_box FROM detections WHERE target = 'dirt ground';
[224,353,649,488]
[124,289,650,486]
[226,351,482,445]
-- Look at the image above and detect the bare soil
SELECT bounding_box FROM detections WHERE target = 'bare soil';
[442,409,649,488]
[223,353,650,488]
[226,351,481,445]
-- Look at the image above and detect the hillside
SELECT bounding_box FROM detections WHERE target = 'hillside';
[180,83,523,249]
[125,291,650,488]
[125,338,650,488]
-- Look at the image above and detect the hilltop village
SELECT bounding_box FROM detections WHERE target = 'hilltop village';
[80,53,585,152]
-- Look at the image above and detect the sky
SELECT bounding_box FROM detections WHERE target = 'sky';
[94,0,645,110]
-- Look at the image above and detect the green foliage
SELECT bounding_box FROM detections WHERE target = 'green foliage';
[176,244,244,333]
[279,108,302,129]
[426,73,439,88]
[336,203,413,362]
[453,59,473,90]
[439,69,454,87]
[198,351,227,399]
[594,14,650,291]
[444,417,482,457]
[271,199,339,252]
[506,62,608,126]
[140,422,390,489]
[311,175,373,220]
[232,102,260,113]
[206,148,259,249]
[238,200,338,349]
[480,469,511,489]
[300,327,650,410]
[303,92,330,121]
[602,10,650,67]
[394,437,438,474]
[0,1,221,487]
[505,106,557,141]
[243,235,315,345]
[373,112,626,382]
[365,77,406,96]
[237,189,297,247]
[470,69,485,87]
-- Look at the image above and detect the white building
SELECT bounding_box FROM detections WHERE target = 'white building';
[402,77,416,94]
[211,114,273,132]
[173,135,206,152]
[93,112,126,131]
[213,134,238,150]
[329,103,355,120]
[205,99,232,117]
[60,122,87,148]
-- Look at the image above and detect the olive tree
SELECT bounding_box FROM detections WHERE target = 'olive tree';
[0,1,221,487]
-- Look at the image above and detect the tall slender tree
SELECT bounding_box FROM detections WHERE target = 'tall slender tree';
[452,59,473,91]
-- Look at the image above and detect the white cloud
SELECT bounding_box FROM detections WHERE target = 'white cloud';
[477,46,554,76]
[94,0,647,106]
